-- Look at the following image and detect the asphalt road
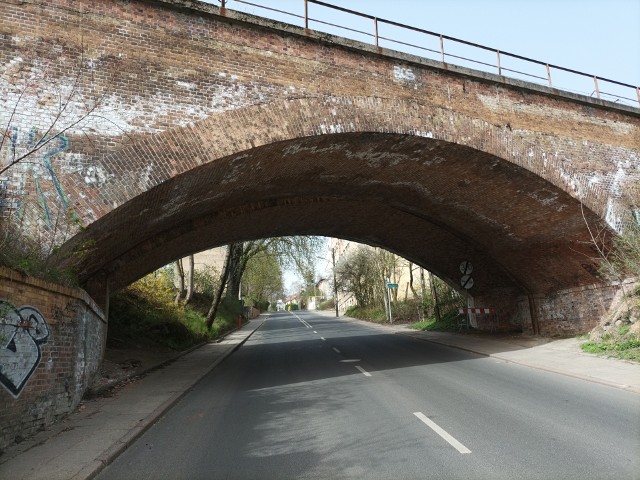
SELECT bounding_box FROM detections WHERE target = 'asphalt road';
[96,311,640,480]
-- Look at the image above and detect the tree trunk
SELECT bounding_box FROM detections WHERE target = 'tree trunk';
[226,243,245,300]
[174,259,185,304]
[206,245,233,330]
[428,271,441,322]
[408,262,418,298]
[420,267,427,311]
[184,254,195,305]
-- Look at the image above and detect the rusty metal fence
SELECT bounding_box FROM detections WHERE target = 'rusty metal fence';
[219,0,639,107]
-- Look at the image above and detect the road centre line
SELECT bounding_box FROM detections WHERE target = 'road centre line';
[321,337,326,341]
[413,412,471,454]
[355,365,372,377]
[332,347,341,354]
[293,313,312,328]
[313,330,317,333]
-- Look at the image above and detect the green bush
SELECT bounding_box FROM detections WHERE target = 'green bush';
[253,300,270,312]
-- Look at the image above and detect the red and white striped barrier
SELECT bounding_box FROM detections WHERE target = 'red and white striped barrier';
[459,308,494,314]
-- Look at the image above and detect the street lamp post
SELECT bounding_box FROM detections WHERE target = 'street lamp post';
[332,247,339,318]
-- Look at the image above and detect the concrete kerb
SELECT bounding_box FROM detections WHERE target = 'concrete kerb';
[81,316,267,480]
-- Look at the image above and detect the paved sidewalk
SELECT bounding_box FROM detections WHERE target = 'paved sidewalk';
[0,317,266,480]
[2,313,639,480]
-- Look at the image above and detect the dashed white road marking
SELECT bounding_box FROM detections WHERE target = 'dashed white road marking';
[355,365,372,377]
[321,337,326,341]
[413,412,471,454]
[313,330,317,334]
[332,347,341,354]
[340,359,360,363]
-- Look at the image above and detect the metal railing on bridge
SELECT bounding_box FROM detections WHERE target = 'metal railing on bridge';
[218,0,639,108]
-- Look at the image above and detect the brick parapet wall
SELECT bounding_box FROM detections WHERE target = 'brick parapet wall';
[0,267,106,452]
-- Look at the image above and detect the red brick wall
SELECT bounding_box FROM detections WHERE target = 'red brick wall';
[0,267,106,451]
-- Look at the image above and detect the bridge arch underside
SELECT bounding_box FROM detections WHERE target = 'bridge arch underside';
[58,132,612,335]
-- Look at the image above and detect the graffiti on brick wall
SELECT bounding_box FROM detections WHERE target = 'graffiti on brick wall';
[1,127,71,224]
[0,301,50,397]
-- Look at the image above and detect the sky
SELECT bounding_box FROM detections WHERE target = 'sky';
[201,0,640,290]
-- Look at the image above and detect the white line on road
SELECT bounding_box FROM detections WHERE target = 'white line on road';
[339,359,360,363]
[321,337,326,341]
[332,347,341,354]
[313,330,317,334]
[293,314,312,328]
[413,412,471,454]
[355,365,372,377]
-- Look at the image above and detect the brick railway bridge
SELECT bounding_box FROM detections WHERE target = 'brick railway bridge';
[2,0,639,333]
[0,0,640,447]
[0,0,639,445]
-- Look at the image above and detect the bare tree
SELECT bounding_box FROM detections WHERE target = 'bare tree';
[206,245,233,330]
[1,43,126,177]
[204,237,323,328]
[184,255,195,305]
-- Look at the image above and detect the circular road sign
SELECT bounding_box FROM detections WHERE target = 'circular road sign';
[460,261,473,275]
[461,274,474,289]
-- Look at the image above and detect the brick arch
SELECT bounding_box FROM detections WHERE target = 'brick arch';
[83,96,614,226]
[55,98,613,332]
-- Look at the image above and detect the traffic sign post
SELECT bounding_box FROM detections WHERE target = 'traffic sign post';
[385,278,396,323]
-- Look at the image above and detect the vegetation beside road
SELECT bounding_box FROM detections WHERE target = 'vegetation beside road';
[344,297,462,331]
[581,338,640,362]
[581,190,640,362]
[108,271,242,352]
[409,309,460,331]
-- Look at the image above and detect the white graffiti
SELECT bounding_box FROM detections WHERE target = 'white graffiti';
[0,302,50,397]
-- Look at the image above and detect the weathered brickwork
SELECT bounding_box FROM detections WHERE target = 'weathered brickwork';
[0,267,106,452]
[522,283,629,336]
[0,0,639,337]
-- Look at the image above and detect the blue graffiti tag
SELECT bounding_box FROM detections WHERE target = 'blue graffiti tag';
[3,129,71,225]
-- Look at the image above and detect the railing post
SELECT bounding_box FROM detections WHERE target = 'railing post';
[374,17,379,49]
[220,0,225,7]
[439,34,444,63]
[593,76,600,99]
[636,87,640,106]
[496,49,502,76]
[304,0,308,29]
[546,64,552,88]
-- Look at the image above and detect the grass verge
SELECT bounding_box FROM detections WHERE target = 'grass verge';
[581,340,640,362]
[409,310,459,331]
